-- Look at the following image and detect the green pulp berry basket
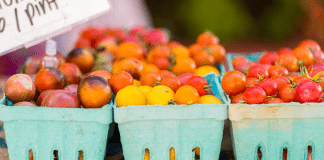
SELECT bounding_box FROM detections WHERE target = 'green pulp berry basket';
[229,103,323,160]
[114,73,228,160]
[0,96,113,160]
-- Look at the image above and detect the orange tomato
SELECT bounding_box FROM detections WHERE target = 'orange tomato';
[109,71,133,94]
[146,46,170,62]
[174,85,200,105]
[171,46,190,58]
[276,54,299,72]
[150,57,170,70]
[193,50,215,67]
[292,46,314,67]
[111,57,144,80]
[210,44,226,63]
[167,41,184,50]
[161,76,181,93]
[188,43,204,57]
[197,31,219,46]
[115,42,144,60]
[142,63,160,74]
[171,57,196,76]
[159,70,175,80]
[140,72,162,87]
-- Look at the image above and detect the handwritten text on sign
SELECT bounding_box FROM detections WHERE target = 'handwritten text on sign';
[0,0,110,55]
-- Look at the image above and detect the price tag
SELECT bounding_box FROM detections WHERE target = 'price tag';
[0,0,111,56]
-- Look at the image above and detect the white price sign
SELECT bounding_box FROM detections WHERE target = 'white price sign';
[0,0,111,55]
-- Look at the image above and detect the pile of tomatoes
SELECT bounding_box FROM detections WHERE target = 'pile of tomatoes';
[72,26,227,107]
[223,39,324,104]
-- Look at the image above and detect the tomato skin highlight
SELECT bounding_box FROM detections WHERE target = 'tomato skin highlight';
[270,76,290,90]
[243,86,266,104]
[259,52,279,65]
[295,80,322,103]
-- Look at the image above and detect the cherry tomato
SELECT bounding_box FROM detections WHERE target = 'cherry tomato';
[265,97,284,104]
[308,63,324,71]
[270,76,290,89]
[295,80,322,103]
[197,31,219,46]
[109,71,133,94]
[185,76,209,96]
[259,52,279,65]
[277,48,293,56]
[278,83,296,102]
[159,70,175,80]
[293,76,310,84]
[231,93,244,104]
[257,78,278,96]
[298,39,321,52]
[221,71,246,96]
[243,86,266,104]
[307,68,324,91]
[292,46,314,67]
[246,66,269,79]
[174,85,200,105]
[193,50,215,67]
[232,56,253,74]
[177,73,196,86]
[276,54,299,72]
[161,77,181,93]
[246,77,259,87]
[140,72,162,87]
[313,49,324,63]
[268,65,288,77]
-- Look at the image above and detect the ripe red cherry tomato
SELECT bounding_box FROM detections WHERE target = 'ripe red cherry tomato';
[185,76,209,96]
[246,77,259,87]
[277,48,293,56]
[177,73,196,86]
[257,78,278,96]
[259,52,279,65]
[268,65,289,77]
[295,80,322,103]
[221,71,246,96]
[270,76,290,90]
[243,86,266,104]
[231,93,244,104]
[246,66,269,79]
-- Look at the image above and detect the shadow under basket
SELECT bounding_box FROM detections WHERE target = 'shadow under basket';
[114,74,228,160]
[0,96,113,160]
[229,103,323,160]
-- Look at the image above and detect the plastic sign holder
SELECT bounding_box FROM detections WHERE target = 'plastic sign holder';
[0,0,111,56]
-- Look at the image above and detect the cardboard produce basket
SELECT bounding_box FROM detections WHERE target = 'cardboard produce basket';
[114,73,228,160]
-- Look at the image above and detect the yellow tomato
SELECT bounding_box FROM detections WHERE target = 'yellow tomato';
[133,80,141,87]
[138,86,153,97]
[147,85,174,105]
[194,65,220,76]
[199,95,222,104]
[116,85,146,107]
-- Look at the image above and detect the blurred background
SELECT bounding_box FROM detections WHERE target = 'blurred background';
[1,0,324,76]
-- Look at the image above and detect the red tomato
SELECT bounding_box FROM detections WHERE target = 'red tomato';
[270,76,290,89]
[293,76,310,84]
[161,77,181,93]
[265,97,284,104]
[246,66,269,79]
[313,49,324,63]
[257,79,278,96]
[221,71,246,96]
[246,77,259,87]
[277,48,293,56]
[109,71,133,94]
[308,63,324,71]
[259,52,279,65]
[231,93,244,104]
[177,73,196,86]
[185,76,209,96]
[279,84,296,102]
[268,65,288,77]
[243,86,266,104]
[298,39,321,52]
[295,80,322,103]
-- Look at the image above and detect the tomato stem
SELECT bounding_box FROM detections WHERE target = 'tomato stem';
[203,84,213,90]
[168,99,176,105]
[154,82,161,87]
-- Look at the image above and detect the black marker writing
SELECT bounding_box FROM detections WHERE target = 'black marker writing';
[39,0,46,14]
[46,0,57,10]
[14,8,20,32]
[25,3,34,25]
[0,17,5,33]
[3,0,12,6]
[35,4,40,16]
